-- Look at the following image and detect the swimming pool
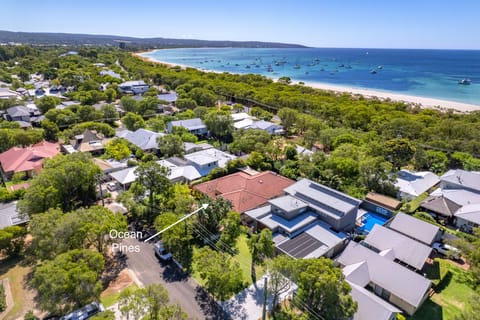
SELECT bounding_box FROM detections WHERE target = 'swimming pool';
[358,212,390,233]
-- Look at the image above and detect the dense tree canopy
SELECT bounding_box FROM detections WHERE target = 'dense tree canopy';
[31,249,105,314]
[118,284,187,320]
[193,247,244,301]
[29,206,127,260]
[19,153,101,214]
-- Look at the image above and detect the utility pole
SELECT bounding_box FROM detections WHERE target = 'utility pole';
[97,174,104,207]
[262,276,268,320]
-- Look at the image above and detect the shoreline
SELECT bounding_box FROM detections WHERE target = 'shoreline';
[134,51,479,113]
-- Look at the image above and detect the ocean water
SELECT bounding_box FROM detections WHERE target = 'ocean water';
[142,48,480,106]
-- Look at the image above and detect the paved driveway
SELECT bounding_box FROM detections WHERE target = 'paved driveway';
[122,237,227,320]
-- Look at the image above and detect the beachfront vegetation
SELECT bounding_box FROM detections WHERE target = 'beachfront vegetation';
[2,45,480,200]
[1,44,480,317]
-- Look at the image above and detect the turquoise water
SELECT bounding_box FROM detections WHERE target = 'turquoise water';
[359,212,390,233]
[142,48,480,106]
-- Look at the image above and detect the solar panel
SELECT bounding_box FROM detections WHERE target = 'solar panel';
[278,233,325,258]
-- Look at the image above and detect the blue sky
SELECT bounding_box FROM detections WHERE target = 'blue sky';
[2,0,479,49]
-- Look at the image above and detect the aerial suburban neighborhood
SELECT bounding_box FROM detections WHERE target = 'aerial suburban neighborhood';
[0,30,480,320]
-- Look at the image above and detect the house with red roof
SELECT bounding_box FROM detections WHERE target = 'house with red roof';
[193,171,295,213]
[0,141,61,181]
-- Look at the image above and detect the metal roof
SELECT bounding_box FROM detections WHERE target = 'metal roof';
[337,242,432,309]
[364,225,432,270]
[388,213,440,245]
[284,178,361,219]
[441,169,480,193]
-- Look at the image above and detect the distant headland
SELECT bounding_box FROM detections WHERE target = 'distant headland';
[0,30,307,49]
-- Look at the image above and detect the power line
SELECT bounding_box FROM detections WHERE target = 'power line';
[188,222,324,320]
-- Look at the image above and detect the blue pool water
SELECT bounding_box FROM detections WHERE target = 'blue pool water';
[359,212,390,233]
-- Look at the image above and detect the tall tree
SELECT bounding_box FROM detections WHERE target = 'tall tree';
[292,258,357,320]
[193,247,244,301]
[154,212,193,270]
[278,108,299,133]
[29,207,127,260]
[120,96,138,113]
[0,225,26,257]
[19,153,101,214]
[105,138,131,160]
[266,255,295,316]
[157,134,184,157]
[135,161,171,221]
[204,110,234,141]
[36,96,61,114]
[31,249,105,315]
[118,284,187,320]
[248,228,274,280]
[219,211,241,250]
[197,196,232,234]
[382,138,416,171]
[122,112,145,131]
[101,104,119,123]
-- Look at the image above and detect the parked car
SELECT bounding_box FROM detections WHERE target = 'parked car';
[60,301,104,320]
[106,182,117,191]
[154,241,172,262]
[432,242,461,260]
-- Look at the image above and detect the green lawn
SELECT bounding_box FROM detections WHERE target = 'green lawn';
[100,283,138,308]
[192,234,265,289]
[403,192,429,213]
[407,258,474,320]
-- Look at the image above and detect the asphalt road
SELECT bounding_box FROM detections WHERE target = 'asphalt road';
[122,237,228,320]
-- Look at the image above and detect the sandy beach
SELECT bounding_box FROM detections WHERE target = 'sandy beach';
[300,81,480,113]
[134,51,480,113]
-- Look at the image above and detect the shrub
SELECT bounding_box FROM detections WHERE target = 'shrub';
[0,283,6,312]
[413,211,436,224]
[24,310,39,320]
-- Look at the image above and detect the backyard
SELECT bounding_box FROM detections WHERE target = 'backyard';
[407,258,474,320]
[192,233,265,289]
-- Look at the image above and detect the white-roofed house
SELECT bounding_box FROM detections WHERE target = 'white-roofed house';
[454,203,480,233]
[116,128,165,153]
[118,80,149,94]
[387,212,441,246]
[248,120,284,135]
[395,169,440,201]
[109,160,202,189]
[337,241,432,316]
[440,169,480,194]
[231,112,254,122]
[183,148,237,177]
[167,118,208,136]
